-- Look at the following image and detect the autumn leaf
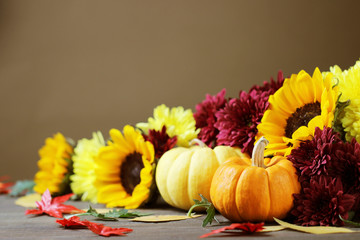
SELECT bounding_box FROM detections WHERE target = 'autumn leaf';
[15,193,42,208]
[57,216,133,237]
[273,218,356,234]
[87,223,133,237]
[199,222,265,238]
[25,189,84,218]
[131,215,201,222]
[0,175,14,194]
[56,216,89,228]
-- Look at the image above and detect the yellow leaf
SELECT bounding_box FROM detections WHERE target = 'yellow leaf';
[261,225,286,232]
[274,218,356,234]
[15,193,42,208]
[132,215,201,222]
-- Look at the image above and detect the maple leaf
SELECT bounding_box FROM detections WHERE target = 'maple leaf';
[199,222,265,238]
[57,216,133,237]
[56,216,89,228]
[0,175,14,194]
[25,189,84,218]
[87,223,133,237]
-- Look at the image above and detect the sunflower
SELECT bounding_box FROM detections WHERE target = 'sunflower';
[34,133,73,195]
[95,125,155,209]
[136,104,199,147]
[70,131,105,203]
[327,59,360,143]
[257,68,338,156]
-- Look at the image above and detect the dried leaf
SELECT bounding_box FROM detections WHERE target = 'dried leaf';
[261,225,286,232]
[25,189,84,218]
[199,222,265,238]
[132,215,201,222]
[274,218,356,234]
[15,193,42,208]
[187,194,218,227]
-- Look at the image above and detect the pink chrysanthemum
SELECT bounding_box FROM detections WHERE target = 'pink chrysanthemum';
[291,176,355,226]
[194,89,227,147]
[143,126,177,159]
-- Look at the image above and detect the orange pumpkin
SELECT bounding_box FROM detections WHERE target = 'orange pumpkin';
[210,137,300,222]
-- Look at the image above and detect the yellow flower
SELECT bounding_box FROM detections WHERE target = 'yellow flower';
[327,59,360,143]
[136,104,199,147]
[257,68,338,156]
[95,125,155,209]
[34,133,73,195]
[70,131,105,203]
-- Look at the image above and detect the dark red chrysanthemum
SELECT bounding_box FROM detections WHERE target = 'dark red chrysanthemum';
[143,126,177,159]
[215,90,269,155]
[291,176,355,226]
[193,89,227,147]
[287,127,342,183]
[249,70,285,95]
[288,127,360,194]
[214,72,284,155]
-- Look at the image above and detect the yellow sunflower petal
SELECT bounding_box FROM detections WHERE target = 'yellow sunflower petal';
[258,68,339,156]
[95,125,155,209]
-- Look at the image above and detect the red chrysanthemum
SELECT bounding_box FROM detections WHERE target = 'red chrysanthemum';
[143,126,177,159]
[288,127,360,194]
[249,70,285,95]
[291,176,355,226]
[194,89,227,147]
[214,72,284,155]
[215,90,269,155]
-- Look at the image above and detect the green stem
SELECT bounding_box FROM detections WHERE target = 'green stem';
[187,203,210,217]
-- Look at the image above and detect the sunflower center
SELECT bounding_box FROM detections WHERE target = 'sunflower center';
[120,152,144,195]
[285,102,321,138]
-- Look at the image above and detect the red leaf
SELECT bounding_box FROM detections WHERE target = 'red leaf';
[56,216,88,228]
[56,216,133,237]
[200,222,264,238]
[87,223,133,237]
[0,176,14,194]
[25,189,84,218]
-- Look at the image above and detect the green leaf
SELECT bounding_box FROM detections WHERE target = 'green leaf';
[332,94,350,140]
[187,194,219,227]
[66,205,151,221]
[9,180,35,197]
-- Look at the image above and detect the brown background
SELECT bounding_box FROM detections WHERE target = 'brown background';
[0,0,360,181]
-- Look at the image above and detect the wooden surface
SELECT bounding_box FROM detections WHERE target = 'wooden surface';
[0,195,360,240]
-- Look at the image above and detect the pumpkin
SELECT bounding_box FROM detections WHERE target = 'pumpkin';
[210,137,300,222]
[155,140,248,210]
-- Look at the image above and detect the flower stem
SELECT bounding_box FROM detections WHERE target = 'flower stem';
[251,137,269,168]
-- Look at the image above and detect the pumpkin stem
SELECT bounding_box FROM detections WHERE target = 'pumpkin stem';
[189,138,207,148]
[251,136,269,168]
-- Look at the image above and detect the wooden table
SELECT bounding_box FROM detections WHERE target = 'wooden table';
[1,195,360,239]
